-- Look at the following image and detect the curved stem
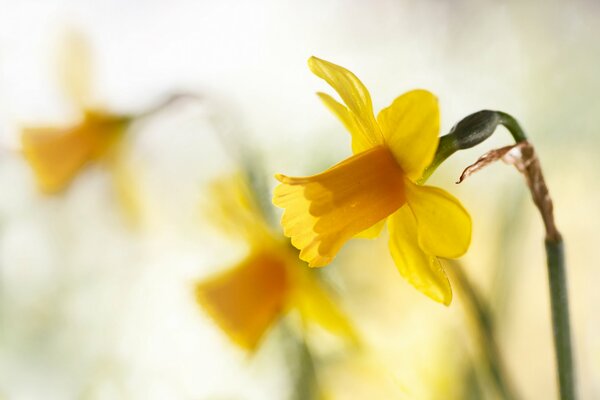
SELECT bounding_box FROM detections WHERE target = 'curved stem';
[419,110,527,183]
[496,112,527,143]
[418,133,458,183]
[134,92,203,120]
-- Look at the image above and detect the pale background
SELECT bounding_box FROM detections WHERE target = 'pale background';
[0,0,599,399]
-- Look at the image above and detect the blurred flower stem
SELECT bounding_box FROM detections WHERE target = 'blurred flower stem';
[291,334,319,400]
[425,110,576,400]
[450,262,519,400]
[279,322,319,400]
[135,92,204,119]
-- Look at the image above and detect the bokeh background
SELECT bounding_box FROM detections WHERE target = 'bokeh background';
[1,0,599,399]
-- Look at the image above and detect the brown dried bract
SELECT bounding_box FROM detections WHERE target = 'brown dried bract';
[458,141,561,242]
[456,143,522,184]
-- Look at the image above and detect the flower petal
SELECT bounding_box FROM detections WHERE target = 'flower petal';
[388,205,452,305]
[290,268,358,344]
[309,57,383,150]
[376,90,440,179]
[21,126,97,193]
[354,219,385,239]
[405,180,472,259]
[195,251,289,351]
[21,114,126,194]
[273,146,405,267]
[110,148,143,226]
[205,174,272,245]
[316,92,375,154]
[59,29,92,108]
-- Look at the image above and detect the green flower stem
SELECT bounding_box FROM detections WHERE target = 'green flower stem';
[546,238,576,400]
[291,335,319,400]
[495,112,527,143]
[419,110,527,184]
[280,321,319,400]
[425,110,576,400]
[418,133,458,184]
[134,92,203,119]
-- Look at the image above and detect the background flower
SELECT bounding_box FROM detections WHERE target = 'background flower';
[196,174,357,351]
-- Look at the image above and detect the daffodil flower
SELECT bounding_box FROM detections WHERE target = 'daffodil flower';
[196,175,356,351]
[22,110,129,194]
[273,57,472,305]
[20,31,138,217]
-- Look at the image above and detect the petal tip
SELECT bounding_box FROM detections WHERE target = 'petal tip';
[274,173,285,182]
[307,55,321,66]
[307,259,328,268]
[307,56,330,76]
[424,281,453,306]
[441,292,453,306]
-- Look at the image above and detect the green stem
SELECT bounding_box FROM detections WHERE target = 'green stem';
[280,322,319,400]
[419,110,527,183]
[546,238,576,400]
[418,133,458,183]
[291,336,319,400]
[496,112,527,143]
[425,110,577,400]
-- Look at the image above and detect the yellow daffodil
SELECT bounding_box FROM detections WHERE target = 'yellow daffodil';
[196,175,356,351]
[20,30,139,218]
[22,110,129,194]
[273,57,472,305]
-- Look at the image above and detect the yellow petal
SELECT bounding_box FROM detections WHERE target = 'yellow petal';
[316,92,374,154]
[376,90,440,179]
[273,146,405,267]
[388,205,452,305]
[58,29,92,108]
[195,251,289,351]
[354,219,385,239]
[205,174,271,244]
[22,126,97,193]
[291,269,358,344]
[21,114,126,194]
[110,148,143,226]
[308,57,383,150]
[405,180,472,259]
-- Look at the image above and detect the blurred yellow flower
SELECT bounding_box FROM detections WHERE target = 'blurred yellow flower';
[20,30,139,219]
[273,57,471,305]
[22,110,129,194]
[196,175,357,351]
